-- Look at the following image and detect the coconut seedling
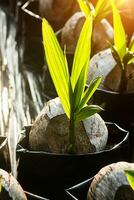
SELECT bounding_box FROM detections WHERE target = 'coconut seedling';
[44,0,122,98]
[85,0,134,161]
[29,13,109,154]
[61,0,123,55]
[87,0,134,93]
[104,0,134,93]
[17,10,131,199]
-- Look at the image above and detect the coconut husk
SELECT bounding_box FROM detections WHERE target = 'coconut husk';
[104,63,134,92]
[61,12,113,54]
[87,162,134,200]
[29,97,108,154]
[87,48,134,92]
[0,168,27,200]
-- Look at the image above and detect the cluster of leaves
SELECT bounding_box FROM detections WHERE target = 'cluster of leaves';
[110,0,134,72]
[42,0,129,124]
[42,11,103,152]
[77,0,134,69]
[78,0,134,92]
[42,15,102,123]
[77,0,123,21]
[42,0,134,152]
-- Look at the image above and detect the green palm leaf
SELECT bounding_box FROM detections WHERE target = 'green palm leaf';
[76,105,103,122]
[123,51,134,65]
[42,18,71,118]
[73,61,88,112]
[42,13,103,153]
[125,170,134,191]
[95,0,110,20]
[71,14,93,90]
[109,43,123,69]
[111,0,126,60]
[129,38,134,52]
[95,0,123,22]
[128,38,134,64]
[77,0,91,17]
[78,76,102,112]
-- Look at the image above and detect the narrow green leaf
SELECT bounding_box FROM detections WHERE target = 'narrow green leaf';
[95,0,110,19]
[111,0,126,59]
[94,0,123,22]
[73,61,89,112]
[77,0,91,17]
[123,51,134,65]
[42,18,70,118]
[71,14,93,90]
[63,45,70,80]
[75,105,103,122]
[125,170,134,191]
[129,38,134,52]
[109,43,123,69]
[127,37,134,64]
[78,76,102,112]
[128,58,134,65]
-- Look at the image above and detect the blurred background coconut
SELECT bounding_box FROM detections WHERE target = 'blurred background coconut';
[91,0,134,39]
[87,162,134,200]
[39,0,80,31]
[61,11,114,56]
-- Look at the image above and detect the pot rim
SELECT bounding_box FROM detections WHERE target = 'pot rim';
[17,122,129,156]
[66,177,93,200]
[96,87,134,95]
[25,190,49,200]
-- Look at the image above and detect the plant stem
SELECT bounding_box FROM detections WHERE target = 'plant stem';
[68,114,76,154]
[119,67,127,93]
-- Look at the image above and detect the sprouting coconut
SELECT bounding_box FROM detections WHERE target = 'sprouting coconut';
[87,48,134,92]
[87,162,134,200]
[87,1,134,93]
[61,11,113,55]
[29,97,108,154]
[0,169,27,200]
[39,0,79,30]
[29,15,109,154]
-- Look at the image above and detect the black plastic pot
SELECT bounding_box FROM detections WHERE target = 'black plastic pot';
[92,88,134,160]
[25,191,49,200]
[16,123,130,200]
[66,177,93,200]
[0,136,11,172]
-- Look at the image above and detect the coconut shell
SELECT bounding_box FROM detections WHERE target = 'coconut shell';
[61,12,85,53]
[39,0,79,30]
[87,48,134,92]
[87,49,116,88]
[61,11,113,54]
[87,162,134,200]
[0,169,27,200]
[29,97,108,154]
